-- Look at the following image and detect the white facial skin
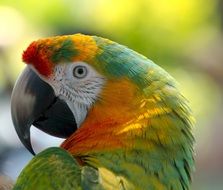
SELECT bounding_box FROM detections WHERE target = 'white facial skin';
[44,62,105,127]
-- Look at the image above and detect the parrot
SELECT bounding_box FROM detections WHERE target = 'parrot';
[11,34,195,190]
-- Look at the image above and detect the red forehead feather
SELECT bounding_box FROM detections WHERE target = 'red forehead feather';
[22,41,52,76]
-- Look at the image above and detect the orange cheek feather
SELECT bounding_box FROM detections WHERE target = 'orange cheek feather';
[61,78,140,155]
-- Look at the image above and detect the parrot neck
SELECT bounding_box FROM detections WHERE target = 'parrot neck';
[61,80,194,189]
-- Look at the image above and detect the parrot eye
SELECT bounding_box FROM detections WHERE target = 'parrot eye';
[73,65,88,79]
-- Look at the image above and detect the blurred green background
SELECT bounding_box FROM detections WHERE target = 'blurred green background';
[0,0,222,189]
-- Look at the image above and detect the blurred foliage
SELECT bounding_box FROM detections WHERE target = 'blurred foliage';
[0,0,223,189]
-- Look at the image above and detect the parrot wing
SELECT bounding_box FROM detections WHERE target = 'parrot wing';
[12,147,103,190]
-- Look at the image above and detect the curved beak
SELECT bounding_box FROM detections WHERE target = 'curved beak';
[11,67,77,155]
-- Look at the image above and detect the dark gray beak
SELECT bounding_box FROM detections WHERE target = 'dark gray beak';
[11,67,77,155]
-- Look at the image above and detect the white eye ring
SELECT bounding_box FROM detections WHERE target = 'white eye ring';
[73,65,88,79]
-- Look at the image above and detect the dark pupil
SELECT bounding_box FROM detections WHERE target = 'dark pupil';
[77,68,84,75]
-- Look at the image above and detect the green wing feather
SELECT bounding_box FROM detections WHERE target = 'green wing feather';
[12,147,104,190]
[13,147,81,190]
[13,147,136,190]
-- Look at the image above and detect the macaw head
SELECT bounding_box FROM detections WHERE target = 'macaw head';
[11,34,195,189]
[11,34,193,157]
